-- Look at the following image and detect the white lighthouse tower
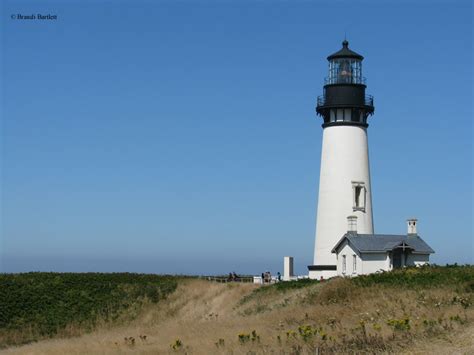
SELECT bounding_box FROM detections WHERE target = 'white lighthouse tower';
[308,40,375,279]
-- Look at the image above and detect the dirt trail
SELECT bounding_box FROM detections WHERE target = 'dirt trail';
[2,279,259,354]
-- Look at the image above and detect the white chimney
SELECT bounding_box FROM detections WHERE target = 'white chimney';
[347,215,358,233]
[407,218,418,235]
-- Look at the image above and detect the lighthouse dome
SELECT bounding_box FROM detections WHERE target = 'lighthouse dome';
[327,40,364,61]
[325,40,365,86]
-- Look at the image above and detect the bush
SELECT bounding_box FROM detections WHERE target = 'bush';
[352,265,474,289]
[464,280,474,293]
[387,317,411,331]
[317,278,357,304]
[0,273,178,347]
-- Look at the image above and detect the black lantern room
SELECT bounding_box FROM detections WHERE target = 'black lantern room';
[316,40,374,127]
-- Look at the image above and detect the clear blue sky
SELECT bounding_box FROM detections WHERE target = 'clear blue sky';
[1,0,472,275]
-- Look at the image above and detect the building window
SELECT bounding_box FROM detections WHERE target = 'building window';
[342,255,347,274]
[352,182,366,212]
[353,255,357,274]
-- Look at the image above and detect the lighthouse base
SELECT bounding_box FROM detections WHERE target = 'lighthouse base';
[308,265,337,280]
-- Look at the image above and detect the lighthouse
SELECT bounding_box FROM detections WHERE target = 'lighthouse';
[308,40,375,279]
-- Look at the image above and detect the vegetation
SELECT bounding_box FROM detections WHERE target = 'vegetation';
[1,266,473,353]
[239,278,319,306]
[233,266,473,352]
[0,272,177,347]
[353,264,474,289]
[239,265,474,306]
[262,278,319,291]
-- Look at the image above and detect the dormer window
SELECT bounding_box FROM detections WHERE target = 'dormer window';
[352,181,366,212]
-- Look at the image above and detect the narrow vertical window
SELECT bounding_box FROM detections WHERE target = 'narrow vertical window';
[355,186,361,206]
[352,109,359,122]
[337,109,344,121]
[353,255,357,274]
[344,108,352,121]
[342,255,347,274]
[352,182,366,212]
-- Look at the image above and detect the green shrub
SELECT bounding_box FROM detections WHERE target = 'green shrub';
[238,332,250,343]
[464,280,474,293]
[0,273,178,347]
[297,324,318,341]
[171,338,182,350]
[352,265,474,289]
[386,317,411,331]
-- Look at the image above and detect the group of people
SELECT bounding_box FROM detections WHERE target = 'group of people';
[260,271,281,284]
[226,271,288,284]
[227,272,240,282]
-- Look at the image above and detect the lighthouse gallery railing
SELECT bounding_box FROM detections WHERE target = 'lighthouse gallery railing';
[317,95,374,107]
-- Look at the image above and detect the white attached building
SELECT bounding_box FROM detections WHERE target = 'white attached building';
[331,218,434,276]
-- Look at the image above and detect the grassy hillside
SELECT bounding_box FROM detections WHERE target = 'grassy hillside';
[0,273,177,347]
[2,266,473,354]
[353,263,474,288]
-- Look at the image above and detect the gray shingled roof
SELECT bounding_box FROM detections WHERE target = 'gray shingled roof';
[332,233,435,254]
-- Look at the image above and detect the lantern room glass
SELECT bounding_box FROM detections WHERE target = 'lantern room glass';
[327,59,364,84]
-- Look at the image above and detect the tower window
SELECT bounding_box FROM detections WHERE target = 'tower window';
[355,186,362,205]
[352,182,366,212]
[344,109,351,121]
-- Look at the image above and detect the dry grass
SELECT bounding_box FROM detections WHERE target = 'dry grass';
[2,278,473,354]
